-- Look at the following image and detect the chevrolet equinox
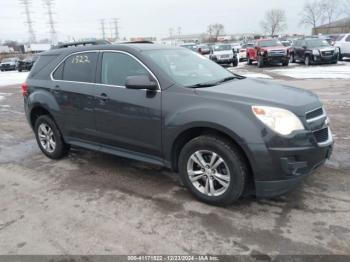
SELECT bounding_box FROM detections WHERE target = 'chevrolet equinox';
[23,42,333,206]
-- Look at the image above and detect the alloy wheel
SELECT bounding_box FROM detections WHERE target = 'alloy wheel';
[38,123,56,153]
[187,150,230,197]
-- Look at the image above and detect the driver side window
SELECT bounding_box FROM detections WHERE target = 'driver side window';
[101,52,149,87]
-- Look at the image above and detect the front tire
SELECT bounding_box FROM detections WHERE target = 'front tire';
[247,56,252,65]
[257,56,264,68]
[305,55,311,66]
[178,135,247,206]
[34,115,69,159]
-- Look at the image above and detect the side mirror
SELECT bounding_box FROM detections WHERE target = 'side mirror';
[125,75,158,91]
[302,45,307,49]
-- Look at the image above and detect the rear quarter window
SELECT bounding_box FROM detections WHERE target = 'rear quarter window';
[29,54,59,78]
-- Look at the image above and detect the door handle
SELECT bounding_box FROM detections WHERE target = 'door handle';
[98,93,109,101]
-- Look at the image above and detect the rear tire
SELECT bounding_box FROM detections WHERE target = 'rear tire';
[34,115,69,159]
[178,135,247,206]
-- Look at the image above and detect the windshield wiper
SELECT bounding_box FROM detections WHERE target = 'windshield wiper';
[186,76,239,88]
[186,82,218,88]
[215,76,237,84]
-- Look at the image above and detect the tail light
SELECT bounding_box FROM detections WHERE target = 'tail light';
[21,82,28,96]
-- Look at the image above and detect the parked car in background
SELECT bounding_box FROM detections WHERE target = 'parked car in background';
[239,43,253,61]
[210,44,238,67]
[197,44,210,55]
[0,57,18,71]
[334,34,350,60]
[290,38,338,66]
[17,56,38,72]
[23,41,333,206]
[247,39,289,68]
[180,43,198,52]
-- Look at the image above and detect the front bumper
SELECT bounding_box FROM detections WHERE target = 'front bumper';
[254,142,333,197]
[312,54,338,64]
[246,116,333,198]
[212,57,236,64]
[263,55,289,64]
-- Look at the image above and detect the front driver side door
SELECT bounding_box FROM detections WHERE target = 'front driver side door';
[94,51,162,159]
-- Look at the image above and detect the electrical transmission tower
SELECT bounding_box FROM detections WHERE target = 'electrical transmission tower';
[113,18,119,40]
[19,0,36,43]
[43,0,57,45]
[100,19,106,39]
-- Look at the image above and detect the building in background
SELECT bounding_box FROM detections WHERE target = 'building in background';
[313,17,350,35]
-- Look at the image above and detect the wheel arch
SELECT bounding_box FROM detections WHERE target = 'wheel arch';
[170,126,254,187]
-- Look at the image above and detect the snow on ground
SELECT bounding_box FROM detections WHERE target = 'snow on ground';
[237,73,272,79]
[270,62,350,79]
[0,71,29,87]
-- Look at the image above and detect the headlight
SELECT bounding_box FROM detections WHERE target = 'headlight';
[312,49,320,56]
[260,51,265,55]
[334,48,339,53]
[252,106,304,135]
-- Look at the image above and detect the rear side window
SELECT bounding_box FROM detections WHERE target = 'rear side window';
[346,35,350,42]
[101,52,149,86]
[53,52,98,83]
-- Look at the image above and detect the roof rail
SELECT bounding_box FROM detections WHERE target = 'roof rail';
[52,40,111,49]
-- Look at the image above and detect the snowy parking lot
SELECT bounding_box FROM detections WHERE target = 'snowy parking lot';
[0,61,349,256]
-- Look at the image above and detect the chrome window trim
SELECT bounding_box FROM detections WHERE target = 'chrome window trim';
[50,49,161,92]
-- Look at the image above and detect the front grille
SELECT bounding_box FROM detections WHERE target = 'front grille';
[268,50,286,56]
[321,51,334,56]
[313,127,329,143]
[306,107,324,121]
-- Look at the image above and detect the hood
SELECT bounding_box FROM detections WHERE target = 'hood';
[195,78,321,116]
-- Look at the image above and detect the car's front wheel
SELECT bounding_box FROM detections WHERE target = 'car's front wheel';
[34,115,69,159]
[178,135,247,206]
[257,56,264,68]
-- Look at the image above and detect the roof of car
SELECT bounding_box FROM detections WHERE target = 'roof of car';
[41,43,181,56]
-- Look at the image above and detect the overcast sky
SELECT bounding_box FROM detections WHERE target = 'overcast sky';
[1,0,312,42]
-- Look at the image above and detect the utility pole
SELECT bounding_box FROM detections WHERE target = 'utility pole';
[19,0,36,43]
[113,18,119,40]
[100,19,106,40]
[43,0,57,45]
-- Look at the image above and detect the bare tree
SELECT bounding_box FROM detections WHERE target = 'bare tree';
[320,0,341,25]
[260,9,287,36]
[299,1,324,28]
[207,23,224,42]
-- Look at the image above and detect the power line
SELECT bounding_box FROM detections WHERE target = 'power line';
[43,0,57,44]
[113,18,119,40]
[19,0,36,43]
[100,19,106,39]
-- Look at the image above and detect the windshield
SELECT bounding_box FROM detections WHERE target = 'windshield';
[335,35,345,41]
[214,45,232,51]
[306,39,330,48]
[144,49,235,87]
[258,40,282,47]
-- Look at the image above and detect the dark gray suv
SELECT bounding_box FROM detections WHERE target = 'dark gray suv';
[23,42,333,206]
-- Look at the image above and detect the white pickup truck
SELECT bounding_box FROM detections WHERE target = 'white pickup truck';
[334,34,350,60]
